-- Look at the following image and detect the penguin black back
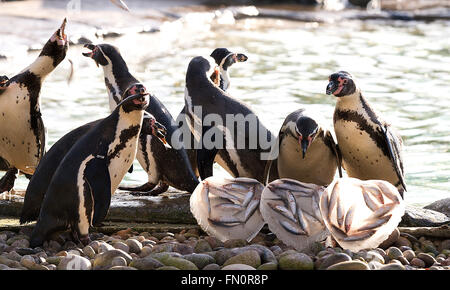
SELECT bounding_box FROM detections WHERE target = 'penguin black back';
[20,119,101,224]
[30,90,149,247]
[83,43,199,194]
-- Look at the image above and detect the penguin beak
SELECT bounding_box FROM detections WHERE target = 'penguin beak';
[211,67,220,86]
[298,136,309,159]
[51,18,68,46]
[236,53,248,62]
[326,80,337,95]
[82,44,99,67]
[154,122,168,145]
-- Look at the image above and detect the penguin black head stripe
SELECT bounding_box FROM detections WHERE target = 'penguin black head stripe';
[120,83,150,112]
[82,44,110,67]
[40,18,69,67]
[295,116,319,159]
[326,71,356,97]
[210,48,248,71]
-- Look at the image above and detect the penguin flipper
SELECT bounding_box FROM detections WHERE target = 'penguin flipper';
[197,124,221,180]
[323,130,343,178]
[197,147,218,180]
[263,134,281,184]
[85,157,111,226]
[381,124,406,192]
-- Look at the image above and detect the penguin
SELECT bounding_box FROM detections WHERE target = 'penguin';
[82,43,199,195]
[20,99,166,225]
[184,56,274,182]
[326,71,406,195]
[177,48,248,179]
[264,108,342,186]
[209,48,248,91]
[29,85,150,247]
[0,19,68,193]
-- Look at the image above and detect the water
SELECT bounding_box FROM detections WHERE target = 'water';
[0,13,449,207]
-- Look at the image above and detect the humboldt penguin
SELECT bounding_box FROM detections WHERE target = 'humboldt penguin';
[177,48,249,179]
[184,56,274,182]
[20,98,166,225]
[82,43,198,195]
[264,108,342,185]
[30,86,150,247]
[0,19,68,193]
[326,71,406,195]
[209,48,248,91]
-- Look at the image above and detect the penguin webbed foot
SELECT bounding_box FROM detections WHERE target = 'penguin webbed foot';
[119,182,155,192]
[0,168,18,193]
[129,182,169,196]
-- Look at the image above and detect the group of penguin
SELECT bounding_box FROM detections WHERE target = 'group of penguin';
[0,19,406,250]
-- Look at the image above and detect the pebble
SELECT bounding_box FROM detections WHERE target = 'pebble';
[368,261,383,270]
[109,266,137,270]
[417,253,436,267]
[111,256,128,267]
[82,246,96,259]
[403,250,416,261]
[156,266,180,270]
[93,249,132,270]
[139,246,153,258]
[126,239,142,254]
[58,254,92,270]
[203,263,221,270]
[223,250,261,269]
[366,251,385,264]
[194,239,213,253]
[386,247,404,260]
[183,253,216,269]
[224,239,247,248]
[160,256,198,270]
[327,260,370,270]
[112,241,130,253]
[257,262,278,270]
[318,253,352,270]
[129,257,164,270]
[20,255,36,269]
[98,242,115,253]
[222,264,256,270]
[7,251,22,262]
[204,236,224,250]
[278,252,314,270]
[410,257,426,268]
[379,263,406,270]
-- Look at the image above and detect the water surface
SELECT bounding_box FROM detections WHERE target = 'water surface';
[0,14,449,206]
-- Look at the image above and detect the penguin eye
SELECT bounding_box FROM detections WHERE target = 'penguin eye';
[343,79,348,85]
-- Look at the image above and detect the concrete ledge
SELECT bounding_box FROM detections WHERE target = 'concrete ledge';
[0,189,196,225]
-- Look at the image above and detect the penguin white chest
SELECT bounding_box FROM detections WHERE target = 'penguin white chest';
[107,117,141,194]
[0,84,43,173]
[278,135,336,186]
[334,119,395,182]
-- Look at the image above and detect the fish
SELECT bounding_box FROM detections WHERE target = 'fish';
[244,199,260,222]
[268,202,296,222]
[341,230,376,242]
[279,220,307,236]
[344,205,356,233]
[357,214,392,232]
[362,190,380,211]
